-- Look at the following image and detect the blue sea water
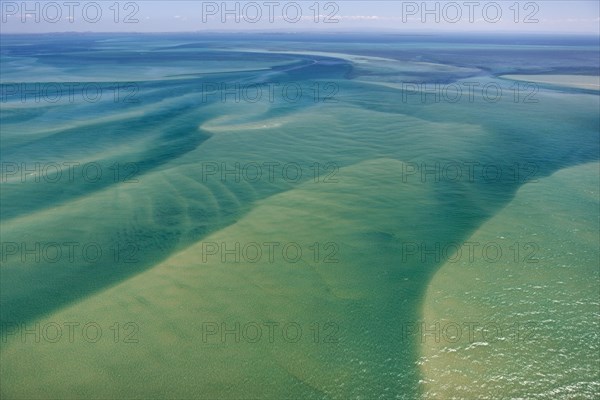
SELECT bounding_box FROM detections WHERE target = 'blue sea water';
[0,33,598,398]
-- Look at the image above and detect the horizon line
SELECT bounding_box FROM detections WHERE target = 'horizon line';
[2,30,599,36]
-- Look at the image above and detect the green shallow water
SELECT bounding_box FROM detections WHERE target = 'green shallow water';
[422,162,600,399]
[1,33,599,398]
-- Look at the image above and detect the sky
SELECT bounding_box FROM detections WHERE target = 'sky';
[1,1,599,34]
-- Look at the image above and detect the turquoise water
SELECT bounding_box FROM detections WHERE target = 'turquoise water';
[1,33,599,398]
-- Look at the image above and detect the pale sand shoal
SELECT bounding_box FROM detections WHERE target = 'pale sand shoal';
[501,74,600,91]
